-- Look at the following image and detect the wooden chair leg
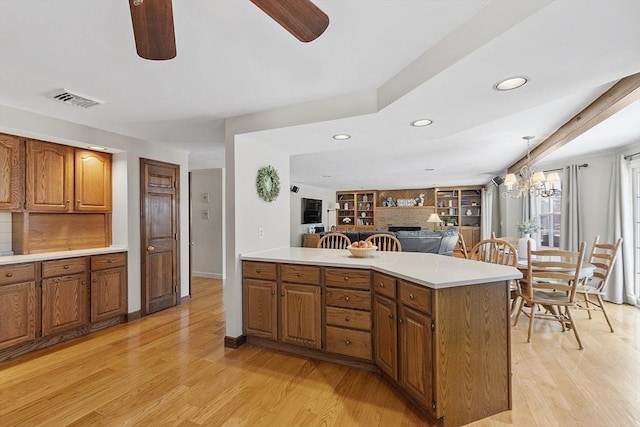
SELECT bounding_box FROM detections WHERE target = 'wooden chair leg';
[565,307,583,350]
[596,295,615,333]
[527,304,536,343]
[513,298,525,326]
[584,293,592,319]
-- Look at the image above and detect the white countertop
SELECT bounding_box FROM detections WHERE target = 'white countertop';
[0,246,128,265]
[241,247,522,289]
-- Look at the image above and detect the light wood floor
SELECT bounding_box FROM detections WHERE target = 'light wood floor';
[1,277,638,427]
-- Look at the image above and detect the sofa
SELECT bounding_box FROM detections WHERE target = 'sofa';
[321,228,459,256]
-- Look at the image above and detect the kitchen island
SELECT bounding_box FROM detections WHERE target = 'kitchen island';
[240,247,522,427]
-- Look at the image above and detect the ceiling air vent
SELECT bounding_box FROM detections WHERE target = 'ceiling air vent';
[47,89,105,108]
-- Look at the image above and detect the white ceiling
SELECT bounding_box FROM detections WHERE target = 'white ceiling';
[1,0,639,190]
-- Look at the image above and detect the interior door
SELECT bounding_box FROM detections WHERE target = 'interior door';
[140,158,180,315]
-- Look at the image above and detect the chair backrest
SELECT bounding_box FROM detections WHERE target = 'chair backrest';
[317,232,352,249]
[587,235,623,292]
[491,232,520,251]
[364,233,402,252]
[468,239,517,266]
[456,232,469,259]
[525,240,586,301]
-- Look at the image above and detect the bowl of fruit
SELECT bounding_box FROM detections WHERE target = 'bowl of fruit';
[347,241,378,258]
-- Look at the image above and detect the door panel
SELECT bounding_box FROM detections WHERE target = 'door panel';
[141,159,179,315]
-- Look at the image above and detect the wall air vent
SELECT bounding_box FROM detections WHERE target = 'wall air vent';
[47,89,105,108]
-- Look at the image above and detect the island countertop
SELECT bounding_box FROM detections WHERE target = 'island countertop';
[241,247,522,289]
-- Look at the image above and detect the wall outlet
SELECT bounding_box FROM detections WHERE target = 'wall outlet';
[259,227,264,239]
[201,209,210,220]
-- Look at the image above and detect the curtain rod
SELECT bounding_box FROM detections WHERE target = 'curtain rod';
[624,152,640,160]
[543,163,589,173]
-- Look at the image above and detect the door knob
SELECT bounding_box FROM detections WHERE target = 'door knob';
[147,245,155,252]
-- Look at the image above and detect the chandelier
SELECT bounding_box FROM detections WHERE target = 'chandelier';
[501,136,561,199]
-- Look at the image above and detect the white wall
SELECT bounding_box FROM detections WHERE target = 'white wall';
[289,183,336,247]
[190,169,224,279]
[0,212,11,255]
[0,105,191,313]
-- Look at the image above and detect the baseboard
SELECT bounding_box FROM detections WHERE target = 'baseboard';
[126,311,142,321]
[224,335,247,349]
[180,295,192,304]
[192,271,224,279]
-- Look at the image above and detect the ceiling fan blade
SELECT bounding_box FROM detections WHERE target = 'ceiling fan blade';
[129,0,176,60]
[250,0,329,43]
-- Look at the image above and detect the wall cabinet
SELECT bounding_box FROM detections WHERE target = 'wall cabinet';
[26,139,112,213]
[0,133,24,211]
[90,252,127,323]
[0,263,36,350]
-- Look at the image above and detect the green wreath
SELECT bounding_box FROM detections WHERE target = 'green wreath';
[256,165,280,202]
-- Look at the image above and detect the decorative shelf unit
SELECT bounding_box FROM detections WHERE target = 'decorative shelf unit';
[336,191,376,231]
[436,186,483,248]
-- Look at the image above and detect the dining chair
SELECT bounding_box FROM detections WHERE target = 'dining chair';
[575,235,622,332]
[491,232,521,255]
[513,240,586,349]
[455,232,468,259]
[317,232,352,249]
[364,233,402,252]
[468,238,519,315]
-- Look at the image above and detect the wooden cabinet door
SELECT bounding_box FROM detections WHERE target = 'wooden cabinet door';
[0,281,36,350]
[0,133,23,211]
[75,149,112,212]
[91,267,127,322]
[373,294,398,380]
[399,304,434,411]
[243,278,277,340]
[280,282,321,349]
[42,273,88,336]
[25,139,74,211]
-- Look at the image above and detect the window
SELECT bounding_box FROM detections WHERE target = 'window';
[537,172,562,248]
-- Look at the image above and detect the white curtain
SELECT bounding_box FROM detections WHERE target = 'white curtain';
[604,155,637,305]
[560,164,583,251]
[482,184,494,240]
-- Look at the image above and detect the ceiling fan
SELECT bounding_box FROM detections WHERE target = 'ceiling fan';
[128,0,330,61]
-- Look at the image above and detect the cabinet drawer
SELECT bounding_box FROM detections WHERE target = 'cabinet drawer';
[281,264,320,285]
[326,306,371,331]
[325,326,372,360]
[325,268,370,290]
[373,272,396,299]
[243,261,277,281]
[91,252,126,270]
[42,257,88,278]
[325,288,371,311]
[0,263,36,285]
[399,280,432,315]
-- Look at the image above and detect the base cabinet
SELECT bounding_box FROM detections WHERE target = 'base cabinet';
[399,304,434,410]
[90,253,127,323]
[373,293,397,380]
[243,278,277,340]
[280,282,321,349]
[0,263,36,351]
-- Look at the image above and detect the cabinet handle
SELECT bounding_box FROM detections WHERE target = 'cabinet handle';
[256,268,261,273]
[409,293,415,299]
[271,290,275,295]
[344,339,351,345]
[399,318,403,324]
[379,282,384,288]
[92,279,97,283]
[147,246,155,252]
[343,276,349,281]
[296,273,302,277]
[345,316,350,322]
[344,296,350,302]
[281,292,285,297]
[107,260,113,264]
[5,273,12,277]
[82,281,87,285]
[63,265,69,269]
[389,314,394,319]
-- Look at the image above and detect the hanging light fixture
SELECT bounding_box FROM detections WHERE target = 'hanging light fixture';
[501,136,561,199]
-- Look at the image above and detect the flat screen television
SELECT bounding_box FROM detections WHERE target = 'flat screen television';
[302,198,322,224]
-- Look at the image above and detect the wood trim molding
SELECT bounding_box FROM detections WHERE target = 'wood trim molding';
[224,335,247,349]
[126,311,142,321]
[508,72,640,173]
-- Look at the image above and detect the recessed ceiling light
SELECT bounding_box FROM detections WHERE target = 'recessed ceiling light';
[87,145,108,151]
[424,168,434,171]
[411,119,433,127]
[494,76,528,91]
[332,134,350,140]
[322,175,331,178]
